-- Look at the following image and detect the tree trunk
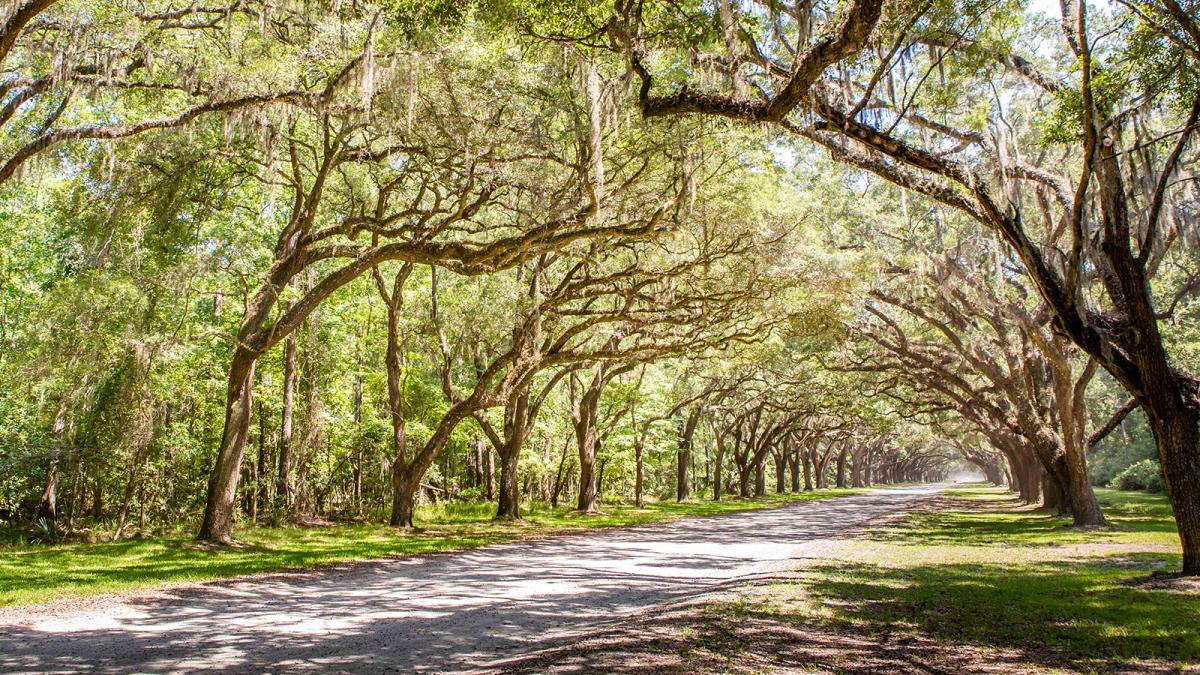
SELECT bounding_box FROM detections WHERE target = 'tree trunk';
[387,406,466,528]
[573,381,602,513]
[388,448,409,527]
[1146,405,1200,574]
[815,453,829,489]
[550,440,569,508]
[850,450,864,488]
[496,440,522,520]
[677,409,700,502]
[738,464,751,498]
[802,450,813,491]
[577,435,598,512]
[391,471,416,529]
[38,400,66,523]
[789,451,800,492]
[774,453,786,493]
[382,285,410,527]
[254,399,268,524]
[634,441,645,508]
[484,445,495,501]
[1019,452,1042,503]
[38,459,59,523]
[198,352,256,543]
[1041,471,1066,514]
[836,448,848,488]
[495,390,530,522]
[676,446,690,502]
[1061,446,1105,526]
[754,461,765,497]
[596,458,607,502]
[713,432,725,501]
[276,332,297,511]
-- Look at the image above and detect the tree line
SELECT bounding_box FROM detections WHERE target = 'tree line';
[1,0,1197,574]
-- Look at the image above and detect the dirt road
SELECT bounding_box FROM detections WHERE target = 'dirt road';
[0,485,942,673]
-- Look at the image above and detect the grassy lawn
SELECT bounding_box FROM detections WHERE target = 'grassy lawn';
[0,488,862,609]
[683,486,1198,673]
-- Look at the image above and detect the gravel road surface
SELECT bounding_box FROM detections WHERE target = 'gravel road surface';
[0,484,942,673]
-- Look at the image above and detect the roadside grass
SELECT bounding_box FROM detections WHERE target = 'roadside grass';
[699,485,1198,672]
[0,488,862,608]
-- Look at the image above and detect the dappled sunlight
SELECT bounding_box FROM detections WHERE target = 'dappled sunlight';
[778,554,1198,669]
[864,487,1185,551]
[484,487,1196,674]
[0,487,935,672]
[0,489,862,608]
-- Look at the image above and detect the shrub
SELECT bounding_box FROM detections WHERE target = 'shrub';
[1109,459,1166,493]
[457,487,483,502]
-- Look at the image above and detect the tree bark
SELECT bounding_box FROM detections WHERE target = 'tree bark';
[676,408,701,501]
[1146,405,1200,574]
[495,389,531,521]
[38,459,58,523]
[391,472,416,529]
[1041,471,1066,515]
[254,399,268,523]
[496,439,522,520]
[276,331,297,511]
[483,446,495,501]
[774,452,786,493]
[788,449,800,492]
[1061,444,1105,526]
[37,398,67,524]
[712,428,725,501]
[198,353,256,543]
[571,371,606,513]
[634,441,645,508]
[676,443,690,501]
[576,423,599,512]
[815,450,830,489]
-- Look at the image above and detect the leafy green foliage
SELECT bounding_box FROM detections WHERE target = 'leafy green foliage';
[1110,459,1168,494]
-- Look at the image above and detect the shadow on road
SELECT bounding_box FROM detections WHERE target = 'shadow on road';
[0,486,940,673]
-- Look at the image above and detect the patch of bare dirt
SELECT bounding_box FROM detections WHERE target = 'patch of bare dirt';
[1124,572,1200,595]
[492,594,1043,674]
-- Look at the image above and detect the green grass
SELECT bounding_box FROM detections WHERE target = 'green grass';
[711,485,1198,671]
[0,488,862,608]
[889,485,1183,546]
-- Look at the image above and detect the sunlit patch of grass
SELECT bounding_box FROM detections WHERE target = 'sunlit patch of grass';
[0,488,861,608]
[872,486,1181,549]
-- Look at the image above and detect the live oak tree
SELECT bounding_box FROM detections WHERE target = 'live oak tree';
[0,0,382,186]
[848,245,1106,524]
[587,0,1200,573]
